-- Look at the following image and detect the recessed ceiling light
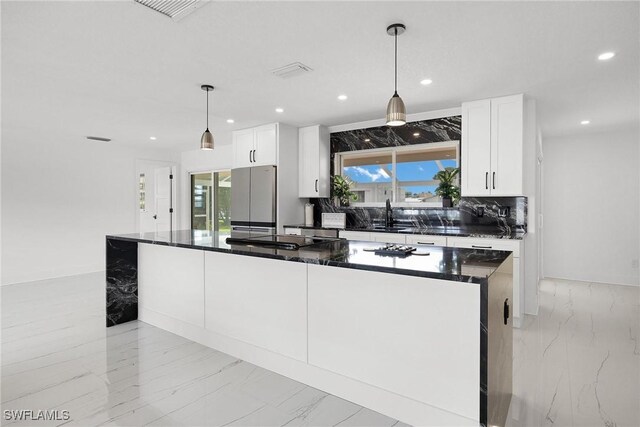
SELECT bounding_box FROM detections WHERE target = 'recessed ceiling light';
[413,132,420,137]
[420,79,433,86]
[149,136,157,140]
[226,119,234,124]
[275,108,284,113]
[364,138,371,142]
[598,52,615,61]
[338,94,348,101]
[581,120,590,125]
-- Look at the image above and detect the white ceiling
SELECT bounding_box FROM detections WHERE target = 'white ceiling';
[2,1,638,151]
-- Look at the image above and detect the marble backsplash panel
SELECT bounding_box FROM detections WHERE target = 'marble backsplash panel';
[330,116,462,153]
[311,196,527,233]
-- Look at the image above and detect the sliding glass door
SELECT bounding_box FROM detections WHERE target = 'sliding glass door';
[190,171,231,235]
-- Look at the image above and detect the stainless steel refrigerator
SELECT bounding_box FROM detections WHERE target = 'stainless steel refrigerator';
[230,165,277,237]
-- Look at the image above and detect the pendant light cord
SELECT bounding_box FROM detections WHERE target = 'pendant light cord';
[394,28,398,94]
[206,90,209,129]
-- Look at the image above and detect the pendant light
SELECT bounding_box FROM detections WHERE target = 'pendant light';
[386,23,407,126]
[200,84,214,150]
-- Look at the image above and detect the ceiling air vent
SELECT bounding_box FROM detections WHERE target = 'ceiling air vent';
[271,62,313,79]
[86,136,111,142]
[134,0,205,21]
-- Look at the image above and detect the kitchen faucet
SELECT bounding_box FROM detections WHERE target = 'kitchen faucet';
[385,198,393,228]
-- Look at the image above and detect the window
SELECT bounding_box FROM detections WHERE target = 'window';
[190,171,231,234]
[138,173,146,211]
[338,141,459,206]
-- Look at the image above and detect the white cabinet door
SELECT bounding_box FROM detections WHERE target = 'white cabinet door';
[204,251,307,362]
[339,230,372,241]
[308,264,480,420]
[298,126,319,197]
[138,244,205,327]
[461,99,492,196]
[253,124,277,166]
[370,232,406,244]
[405,234,448,246]
[298,125,330,198]
[490,95,523,196]
[233,128,255,168]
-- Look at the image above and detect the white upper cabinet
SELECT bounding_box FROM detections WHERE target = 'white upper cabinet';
[298,125,330,198]
[461,94,524,196]
[232,123,277,168]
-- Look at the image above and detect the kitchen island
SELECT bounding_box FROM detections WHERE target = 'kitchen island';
[106,230,513,427]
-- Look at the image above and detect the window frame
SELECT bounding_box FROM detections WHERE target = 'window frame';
[335,140,460,207]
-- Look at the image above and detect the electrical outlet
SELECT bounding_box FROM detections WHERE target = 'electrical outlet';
[475,205,485,217]
[632,259,639,269]
[498,206,511,217]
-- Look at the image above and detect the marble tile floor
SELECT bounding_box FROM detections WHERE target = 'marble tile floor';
[1,273,406,427]
[1,273,638,426]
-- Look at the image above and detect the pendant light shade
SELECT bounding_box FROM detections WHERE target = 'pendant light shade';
[385,23,406,127]
[386,92,406,126]
[200,128,214,150]
[200,84,214,150]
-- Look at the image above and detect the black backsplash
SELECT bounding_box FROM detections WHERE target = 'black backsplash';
[311,197,526,233]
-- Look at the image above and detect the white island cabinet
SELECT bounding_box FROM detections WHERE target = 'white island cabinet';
[308,264,481,420]
[123,232,513,427]
[204,251,308,362]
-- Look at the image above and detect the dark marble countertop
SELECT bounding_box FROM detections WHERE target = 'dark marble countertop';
[283,224,525,240]
[107,230,513,284]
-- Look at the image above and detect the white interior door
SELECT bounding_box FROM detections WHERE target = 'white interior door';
[154,166,176,233]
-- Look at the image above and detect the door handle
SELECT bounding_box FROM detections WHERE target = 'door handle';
[153,214,157,219]
[252,150,256,163]
[249,150,252,163]
[417,242,435,245]
[471,245,492,249]
[315,179,318,192]
[504,298,510,325]
[485,172,488,190]
[493,172,496,190]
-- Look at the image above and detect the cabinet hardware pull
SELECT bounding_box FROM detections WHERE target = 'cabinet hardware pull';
[252,150,256,163]
[485,172,488,190]
[315,179,318,192]
[492,172,496,190]
[249,150,252,163]
[471,245,492,249]
[504,298,510,325]
[417,242,435,245]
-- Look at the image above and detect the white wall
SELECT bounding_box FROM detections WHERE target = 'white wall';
[543,128,640,286]
[179,144,232,230]
[1,131,179,285]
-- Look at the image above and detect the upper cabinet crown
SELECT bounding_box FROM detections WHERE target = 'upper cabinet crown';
[298,125,330,198]
[461,94,524,196]
[232,123,277,168]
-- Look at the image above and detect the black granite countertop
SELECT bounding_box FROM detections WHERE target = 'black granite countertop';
[107,230,513,284]
[283,224,525,240]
